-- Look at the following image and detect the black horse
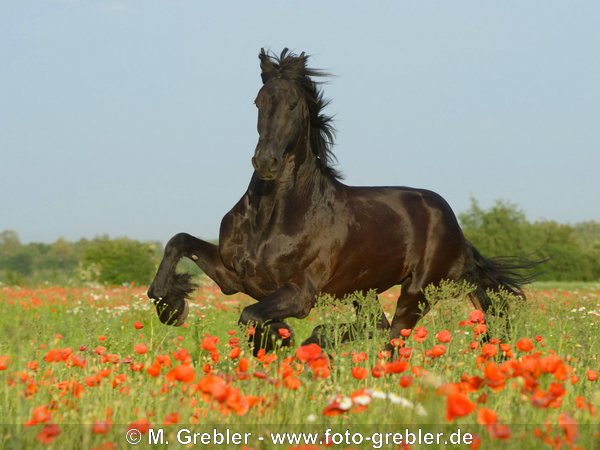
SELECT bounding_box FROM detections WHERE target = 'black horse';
[148,49,538,354]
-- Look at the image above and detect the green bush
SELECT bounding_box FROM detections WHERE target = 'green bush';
[459,198,600,282]
[81,237,158,285]
[0,231,161,285]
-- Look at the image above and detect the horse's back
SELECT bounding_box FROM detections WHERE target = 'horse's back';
[343,184,463,238]
[322,183,467,294]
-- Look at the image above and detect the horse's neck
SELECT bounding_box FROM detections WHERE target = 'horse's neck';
[247,156,334,228]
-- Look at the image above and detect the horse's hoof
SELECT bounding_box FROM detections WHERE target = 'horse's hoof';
[175,299,189,326]
[155,298,189,326]
[250,322,293,356]
[147,283,168,300]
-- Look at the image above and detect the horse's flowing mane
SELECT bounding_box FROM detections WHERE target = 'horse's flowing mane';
[259,48,341,179]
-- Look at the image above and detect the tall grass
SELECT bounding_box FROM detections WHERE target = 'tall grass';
[0,280,598,449]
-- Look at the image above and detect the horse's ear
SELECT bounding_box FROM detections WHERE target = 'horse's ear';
[259,48,276,84]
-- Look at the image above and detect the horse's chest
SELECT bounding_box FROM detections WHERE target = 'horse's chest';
[222,232,298,296]
[237,238,295,278]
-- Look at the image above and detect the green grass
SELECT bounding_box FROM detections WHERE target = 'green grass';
[0,280,598,449]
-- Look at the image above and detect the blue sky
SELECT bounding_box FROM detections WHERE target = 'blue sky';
[2,1,599,244]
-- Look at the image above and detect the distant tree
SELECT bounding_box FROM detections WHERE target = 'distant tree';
[530,221,596,281]
[0,230,33,280]
[458,198,532,258]
[0,230,21,250]
[572,221,600,253]
[82,237,158,285]
[459,199,600,281]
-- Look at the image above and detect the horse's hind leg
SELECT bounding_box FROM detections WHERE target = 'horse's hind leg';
[302,293,390,348]
[388,277,432,349]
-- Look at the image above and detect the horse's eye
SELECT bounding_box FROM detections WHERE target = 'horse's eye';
[289,100,298,110]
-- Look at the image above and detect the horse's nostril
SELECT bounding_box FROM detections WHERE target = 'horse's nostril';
[252,153,280,179]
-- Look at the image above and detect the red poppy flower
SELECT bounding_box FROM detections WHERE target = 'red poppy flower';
[515,338,534,352]
[399,375,413,388]
[352,352,368,363]
[278,328,291,339]
[398,347,413,359]
[25,405,51,426]
[197,374,228,401]
[473,323,487,337]
[484,362,505,391]
[284,376,302,390]
[469,310,485,324]
[540,354,568,380]
[134,321,144,330]
[166,364,195,383]
[229,347,241,359]
[384,360,409,374]
[558,413,578,444]
[37,423,61,444]
[238,358,249,372]
[400,328,412,338]
[436,330,452,343]
[481,343,498,359]
[146,363,161,377]
[476,407,498,425]
[133,343,147,355]
[295,343,322,363]
[412,326,428,342]
[446,393,476,421]
[430,345,447,358]
[163,412,179,425]
[371,364,385,378]
[487,423,511,440]
[201,335,219,352]
[92,420,111,434]
[128,418,151,434]
[586,369,598,382]
[390,338,405,348]
[351,366,368,380]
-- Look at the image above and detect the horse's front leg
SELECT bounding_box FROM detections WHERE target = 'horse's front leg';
[239,282,316,356]
[148,232,240,325]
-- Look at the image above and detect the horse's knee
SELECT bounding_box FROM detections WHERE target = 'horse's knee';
[166,232,190,251]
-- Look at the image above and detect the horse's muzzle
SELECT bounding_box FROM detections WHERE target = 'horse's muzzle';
[252,155,279,180]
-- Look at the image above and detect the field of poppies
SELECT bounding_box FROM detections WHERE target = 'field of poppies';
[0,278,598,449]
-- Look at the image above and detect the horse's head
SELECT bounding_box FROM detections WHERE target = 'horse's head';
[252,49,309,180]
[252,48,339,181]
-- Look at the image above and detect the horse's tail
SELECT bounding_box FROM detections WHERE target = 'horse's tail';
[462,241,543,314]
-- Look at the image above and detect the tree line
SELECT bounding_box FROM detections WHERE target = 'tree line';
[0,231,160,286]
[459,199,600,282]
[1,199,599,285]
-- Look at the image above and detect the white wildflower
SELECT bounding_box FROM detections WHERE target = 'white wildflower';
[415,403,428,417]
[338,396,353,411]
[388,393,414,409]
[352,394,372,406]
[368,389,387,400]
